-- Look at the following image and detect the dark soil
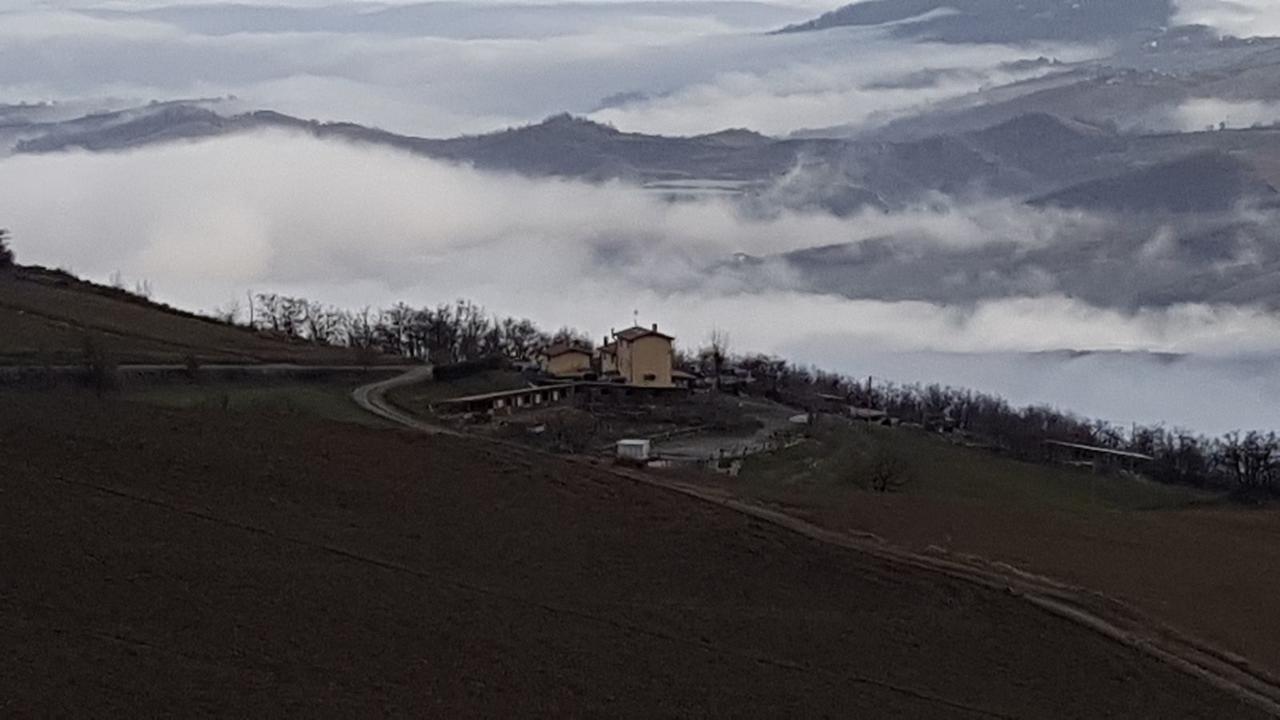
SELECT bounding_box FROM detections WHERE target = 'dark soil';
[0,390,1266,718]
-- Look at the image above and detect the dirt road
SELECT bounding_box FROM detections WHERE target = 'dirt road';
[350,365,447,433]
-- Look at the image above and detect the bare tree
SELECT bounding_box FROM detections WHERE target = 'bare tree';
[425,303,457,363]
[255,293,283,333]
[1218,431,1278,497]
[347,307,378,349]
[706,328,730,390]
[213,296,242,326]
[381,303,415,357]
[454,299,491,361]
[867,445,909,493]
[499,317,544,360]
[549,326,591,349]
[0,228,14,269]
[278,296,306,339]
[302,300,345,345]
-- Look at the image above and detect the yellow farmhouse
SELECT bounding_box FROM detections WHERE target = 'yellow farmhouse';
[599,324,676,388]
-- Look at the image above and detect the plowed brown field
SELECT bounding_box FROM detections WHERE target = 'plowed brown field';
[0,391,1266,718]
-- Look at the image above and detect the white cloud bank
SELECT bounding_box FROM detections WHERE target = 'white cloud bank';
[5,132,1277,355]
[1175,0,1280,38]
[5,131,1280,431]
[1145,98,1280,132]
[0,3,1097,137]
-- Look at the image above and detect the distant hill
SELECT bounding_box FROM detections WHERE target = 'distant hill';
[775,0,1173,43]
[739,206,1280,311]
[799,30,1280,143]
[1032,151,1280,213]
[14,104,238,154]
[0,266,372,366]
[16,102,1280,216]
[967,113,1122,176]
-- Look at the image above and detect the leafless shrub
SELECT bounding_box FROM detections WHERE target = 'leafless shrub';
[867,445,910,493]
[0,228,14,269]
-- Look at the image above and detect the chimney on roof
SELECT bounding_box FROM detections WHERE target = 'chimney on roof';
[652,323,658,331]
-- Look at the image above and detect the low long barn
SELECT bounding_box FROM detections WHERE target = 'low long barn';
[433,384,578,415]
[434,380,691,416]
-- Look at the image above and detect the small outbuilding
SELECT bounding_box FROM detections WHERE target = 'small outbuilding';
[616,438,652,463]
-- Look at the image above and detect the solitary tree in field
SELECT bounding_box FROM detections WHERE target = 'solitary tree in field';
[0,229,13,269]
[867,445,909,493]
[706,328,730,390]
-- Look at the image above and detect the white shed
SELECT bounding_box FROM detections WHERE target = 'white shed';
[616,439,652,463]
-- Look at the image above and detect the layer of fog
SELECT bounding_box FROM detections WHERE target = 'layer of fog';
[86,1,813,39]
[743,207,1280,311]
[1139,98,1280,133]
[0,3,1100,137]
[1175,0,1280,39]
[793,345,1280,436]
[5,131,1280,432]
[0,0,834,10]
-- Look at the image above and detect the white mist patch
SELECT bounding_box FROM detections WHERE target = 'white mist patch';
[1174,0,1280,39]
[1150,98,1280,132]
[0,131,1098,295]
[790,344,1280,436]
[0,3,1100,137]
[5,132,1280,431]
[588,35,1095,136]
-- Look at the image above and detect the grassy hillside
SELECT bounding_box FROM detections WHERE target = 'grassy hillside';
[705,419,1280,678]
[127,379,394,426]
[0,266,371,365]
[740,419,1210,513]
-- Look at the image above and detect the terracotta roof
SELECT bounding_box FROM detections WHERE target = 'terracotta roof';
[613,325,675,342]
[599,342,617,355]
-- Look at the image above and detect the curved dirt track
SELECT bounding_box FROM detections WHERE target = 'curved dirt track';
[353,370,1280,717]
[351,365,449,434]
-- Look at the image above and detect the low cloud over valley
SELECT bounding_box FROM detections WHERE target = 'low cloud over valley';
[7,129,1280,430]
